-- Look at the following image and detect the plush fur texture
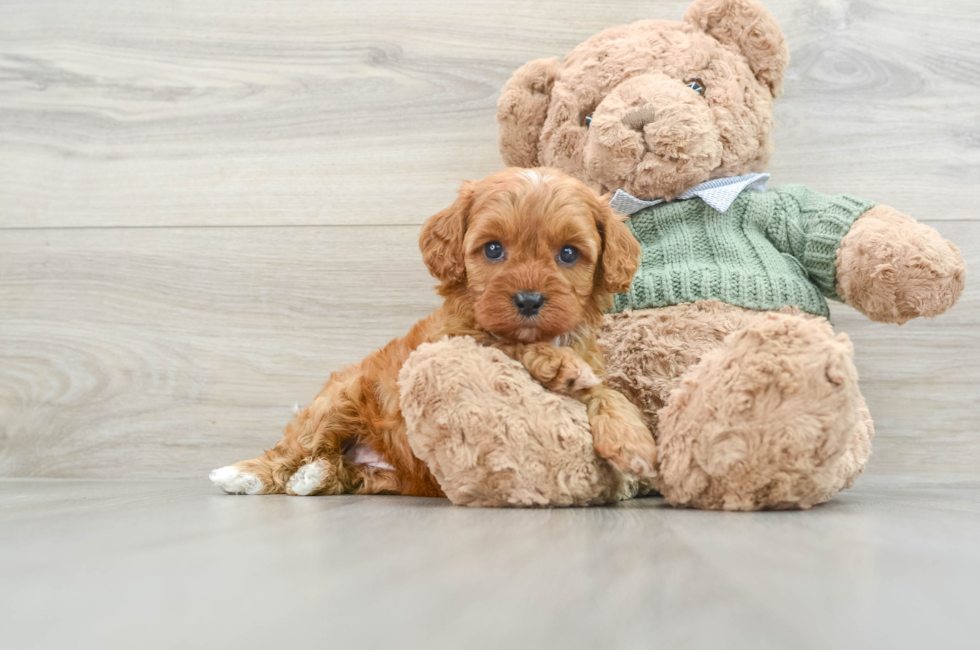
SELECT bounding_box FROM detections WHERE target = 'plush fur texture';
[210,168,657,497]
[400,336,641,507]
[407,0,965,510]
[497,0,786,200]
[836,205,967,324]
[600,302,872,510]
[408,300,873,510]
[655,312,873,510]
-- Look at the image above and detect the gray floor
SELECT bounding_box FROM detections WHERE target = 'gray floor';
[2,477,978,650]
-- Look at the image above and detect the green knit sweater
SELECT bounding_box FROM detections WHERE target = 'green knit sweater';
[612,185,875,318]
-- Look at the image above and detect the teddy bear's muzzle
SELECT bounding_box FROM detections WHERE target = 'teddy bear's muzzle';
[583,72,723,201]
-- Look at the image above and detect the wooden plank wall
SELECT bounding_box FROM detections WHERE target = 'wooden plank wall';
[1,0,977,478]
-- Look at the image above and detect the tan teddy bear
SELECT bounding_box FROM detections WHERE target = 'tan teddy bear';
[400,0,967,510]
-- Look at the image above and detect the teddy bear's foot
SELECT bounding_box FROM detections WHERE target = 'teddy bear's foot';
[655,311,873,511]
[399,336,639,507]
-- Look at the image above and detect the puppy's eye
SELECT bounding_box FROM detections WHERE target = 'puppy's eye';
[558,245,579,265]
[685,78,706,97]
[484,241,504,261]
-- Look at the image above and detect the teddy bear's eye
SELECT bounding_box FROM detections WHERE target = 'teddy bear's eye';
[584,113,594,128]
[685,78,706,97]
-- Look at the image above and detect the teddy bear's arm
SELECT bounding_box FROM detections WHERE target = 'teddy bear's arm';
[835,206,966,324]
[763,186,966,323]
[760,184,876,301]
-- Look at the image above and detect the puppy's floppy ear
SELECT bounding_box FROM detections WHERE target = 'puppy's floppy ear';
[419,181,475,285]
[594,199,641,294]
[497,57,559,168]
[684,0,788,98]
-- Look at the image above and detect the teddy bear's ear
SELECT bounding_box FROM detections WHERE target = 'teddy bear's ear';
[419,181,475,286]
[497,58,560,167]
[684,0,789,97]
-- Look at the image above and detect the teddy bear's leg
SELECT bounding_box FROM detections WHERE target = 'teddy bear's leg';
[655,311,870,511]
[502,341,658,477]
[599,302,758,434]
[838,390,875,492]
[399,337,637,507]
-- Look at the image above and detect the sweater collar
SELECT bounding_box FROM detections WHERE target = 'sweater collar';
[609,172,770,216]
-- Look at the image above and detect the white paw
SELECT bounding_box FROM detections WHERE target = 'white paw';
[286,460,326,496]
[629,457,656,478]
[573,364,601,391]
[209,466,264,495]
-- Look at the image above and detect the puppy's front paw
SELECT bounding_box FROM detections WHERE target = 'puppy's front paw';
[589,399,658,478]
[522,345,600,395]
[594,427,658,479]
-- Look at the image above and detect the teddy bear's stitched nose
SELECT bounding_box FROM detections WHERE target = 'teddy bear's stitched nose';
[582,71,724,200]
[622,106,658,131]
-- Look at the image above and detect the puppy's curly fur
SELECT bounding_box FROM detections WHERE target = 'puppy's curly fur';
[210,168,656,497]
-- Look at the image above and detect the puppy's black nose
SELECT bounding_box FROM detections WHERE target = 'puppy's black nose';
[513,291,546,317]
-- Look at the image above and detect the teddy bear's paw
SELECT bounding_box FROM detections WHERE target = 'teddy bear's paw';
[837,205,967,323]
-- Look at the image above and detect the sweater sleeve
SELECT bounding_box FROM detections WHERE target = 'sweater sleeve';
[762,184,876,301]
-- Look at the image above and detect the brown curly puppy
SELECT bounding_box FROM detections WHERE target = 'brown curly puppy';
[210,167,655,497]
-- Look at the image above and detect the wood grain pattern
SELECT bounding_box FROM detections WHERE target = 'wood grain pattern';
[0,0,978,478]
[2,0,979,227]
[0,225,441,477]
[0,221,976,478]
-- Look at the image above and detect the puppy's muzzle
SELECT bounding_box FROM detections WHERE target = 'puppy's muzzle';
[513,291,546,317]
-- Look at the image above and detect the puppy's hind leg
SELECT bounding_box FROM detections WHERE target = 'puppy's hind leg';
[279,377,365,496]
[287,455,400,496]
[283,382,403,496]
[210,364,404,496]
[211,372,359,496]
[210,436,306,495]
[283,370,414,497]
